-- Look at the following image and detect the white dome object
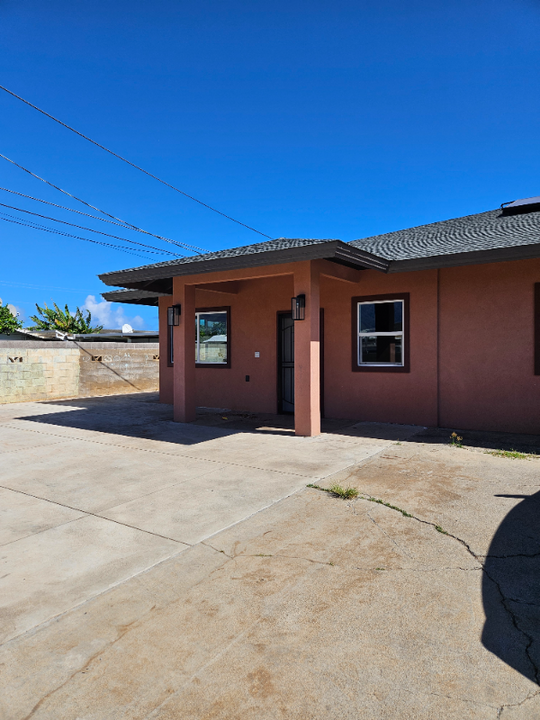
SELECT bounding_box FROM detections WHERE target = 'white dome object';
[122,323,134,334]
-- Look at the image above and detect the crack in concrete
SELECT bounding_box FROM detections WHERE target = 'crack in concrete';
[477,552,540,559]
[497,687,540,717]
[200,541,233,559]
[306,485,540,687]
[20,615,144,720]
[366,509,413,558]
[400,685,500,710]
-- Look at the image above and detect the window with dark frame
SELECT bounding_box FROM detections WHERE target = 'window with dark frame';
[352,294,410,373]
[195,307,230,367]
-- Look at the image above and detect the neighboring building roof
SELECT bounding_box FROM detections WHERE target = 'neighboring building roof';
[203,335,227,343]
[98,203,540,297]
[3,327,158,342]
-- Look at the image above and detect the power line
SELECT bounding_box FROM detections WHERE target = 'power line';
[0,186,200,250]
[0,84,272,240]
[0,201,180,256]
[0,279,92,293]
[0,153,205,253]
[0,214,152,260]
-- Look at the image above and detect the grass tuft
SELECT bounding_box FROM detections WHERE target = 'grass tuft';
[365,496,412,517]
[486,449,536,460]
[307,483,358,499]
[329,484,359,499]
[434,525,448,534]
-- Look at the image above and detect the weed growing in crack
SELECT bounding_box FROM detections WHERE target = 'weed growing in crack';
[306,483,358,499]
[435,525,448,535]
[375,567,386,571]
[487,449,537,460]
[365,496,413,517]
[450,432,464,448]
[329,484,359,499]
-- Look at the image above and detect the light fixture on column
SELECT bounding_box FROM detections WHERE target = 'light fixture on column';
[291,294,305,321]
[167,304,181,326]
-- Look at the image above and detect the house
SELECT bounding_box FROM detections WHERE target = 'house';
[99,197,540,437]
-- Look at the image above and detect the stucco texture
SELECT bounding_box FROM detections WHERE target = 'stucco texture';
[158,258,540,434]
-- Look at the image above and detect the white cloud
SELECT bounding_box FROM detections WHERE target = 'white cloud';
[82,295,146,330]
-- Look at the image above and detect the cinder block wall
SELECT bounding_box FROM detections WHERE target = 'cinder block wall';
[77,343,159,396]
[0,341,159,404]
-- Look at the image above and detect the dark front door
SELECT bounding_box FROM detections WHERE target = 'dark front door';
[278,313,295,413]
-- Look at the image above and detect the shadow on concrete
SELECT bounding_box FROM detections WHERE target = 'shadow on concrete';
[482,491,540,684]
[412,426,540,455]
[13,393,540,452]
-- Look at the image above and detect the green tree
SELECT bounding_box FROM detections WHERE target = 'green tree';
[0,301,23,335]
[29,302,103,334]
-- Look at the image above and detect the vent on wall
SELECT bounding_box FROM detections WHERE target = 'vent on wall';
[501,196,540,216]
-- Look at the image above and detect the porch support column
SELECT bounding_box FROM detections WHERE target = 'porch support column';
[294,261,321,437]
[173,280,197,423]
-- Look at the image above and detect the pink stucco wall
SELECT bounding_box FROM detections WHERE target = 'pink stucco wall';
[159,258,540,434]
[193,274,294,413]
[438,260,540,433]
[158,296,174,404]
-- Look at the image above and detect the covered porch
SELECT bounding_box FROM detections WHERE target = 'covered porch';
[161,259,363,437]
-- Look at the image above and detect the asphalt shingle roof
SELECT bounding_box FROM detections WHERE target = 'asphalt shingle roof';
[112,238,333,275]
[350,208,540,261]
[99,205,540,289]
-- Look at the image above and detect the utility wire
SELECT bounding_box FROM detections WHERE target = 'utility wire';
[0,201,181,256]
[1,212,160,255]
[0,214,151,260]
[0,186,198,249]
[0,84,272,240]
[0,153,206,253]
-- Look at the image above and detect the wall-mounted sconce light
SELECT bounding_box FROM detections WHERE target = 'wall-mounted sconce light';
[291,294,305,321]
[167,304,182,326]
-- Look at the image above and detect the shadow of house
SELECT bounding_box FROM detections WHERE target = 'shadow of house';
[482,491,540,684]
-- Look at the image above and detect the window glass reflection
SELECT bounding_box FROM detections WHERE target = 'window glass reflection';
[196,311,228,364]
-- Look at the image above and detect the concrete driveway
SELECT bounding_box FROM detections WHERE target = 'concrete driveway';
[1,393,540,718]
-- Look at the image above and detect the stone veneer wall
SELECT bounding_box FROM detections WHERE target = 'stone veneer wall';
[0,342,159,404]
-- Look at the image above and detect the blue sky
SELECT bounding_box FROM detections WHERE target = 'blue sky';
[1,0,539,329]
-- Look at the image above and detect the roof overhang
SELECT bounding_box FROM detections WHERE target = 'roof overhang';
[100,288,169,305]
[99,240,389,292]
[387,242,540,273]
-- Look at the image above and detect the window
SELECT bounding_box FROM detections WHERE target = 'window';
[352,294,410,372]
[195,307,230,367]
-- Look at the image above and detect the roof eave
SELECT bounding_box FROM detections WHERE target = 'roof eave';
[99,240,389,289]
[101,289,167,306]
[387,242,540,273]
